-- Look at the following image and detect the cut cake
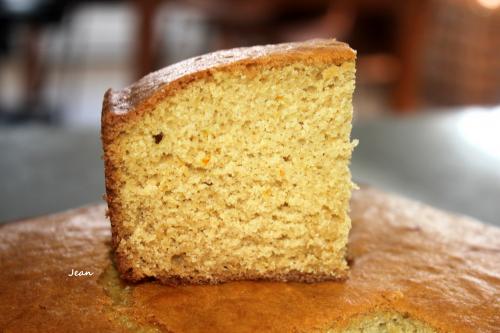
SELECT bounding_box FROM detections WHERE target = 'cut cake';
[101,39,357,284]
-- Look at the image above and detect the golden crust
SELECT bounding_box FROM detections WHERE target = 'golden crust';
[101,39,355,143]
[101,39,356,284]
[0,206,120,332]
[1,187,499,332]
[105,39,355,117]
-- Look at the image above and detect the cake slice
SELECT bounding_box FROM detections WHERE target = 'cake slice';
[101,39,357,284]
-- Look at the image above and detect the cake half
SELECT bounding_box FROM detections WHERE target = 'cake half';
[2,188,499,332]
[102,39,357,284]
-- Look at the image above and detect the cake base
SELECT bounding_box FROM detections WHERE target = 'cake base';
[1,187,499,332]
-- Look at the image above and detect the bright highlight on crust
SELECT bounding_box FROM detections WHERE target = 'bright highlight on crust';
[477,0,500,9]
[102,40,357,285]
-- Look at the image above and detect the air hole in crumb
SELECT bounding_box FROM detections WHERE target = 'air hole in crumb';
[171,254,186,265]
[304,85,317,93]
[160,153,172,162]
[279,202,289,209]
[282,155,291,162]
[153,132,163,144]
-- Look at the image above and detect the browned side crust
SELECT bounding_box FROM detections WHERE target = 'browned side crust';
[154,269,348,286]
[101,39,356,283]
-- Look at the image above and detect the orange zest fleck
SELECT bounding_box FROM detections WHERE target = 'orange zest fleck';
[202,154,211,165]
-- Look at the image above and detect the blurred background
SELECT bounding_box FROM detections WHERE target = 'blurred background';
[1,0,499,224]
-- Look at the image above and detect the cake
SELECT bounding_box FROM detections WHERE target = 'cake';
[1,187,499,332]
[101,39,357,284]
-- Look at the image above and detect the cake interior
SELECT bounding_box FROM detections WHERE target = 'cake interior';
[108,59,356,282]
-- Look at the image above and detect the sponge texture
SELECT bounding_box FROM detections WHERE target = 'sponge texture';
[102,40,356,284]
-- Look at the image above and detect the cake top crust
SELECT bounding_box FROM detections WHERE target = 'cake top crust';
[103,39,355,117]
[1,187,499,332]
